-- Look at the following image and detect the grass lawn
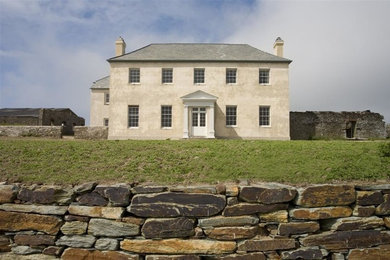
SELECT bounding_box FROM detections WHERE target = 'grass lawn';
[0,138,389,185]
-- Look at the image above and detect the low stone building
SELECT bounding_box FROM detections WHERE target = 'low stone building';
[290,111,386,140]
[0,108,85,135]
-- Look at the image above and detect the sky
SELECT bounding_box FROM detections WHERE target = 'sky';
[1,0,390,124]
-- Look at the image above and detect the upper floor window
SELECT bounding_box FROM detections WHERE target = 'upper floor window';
[226,69,237,84]
[104,93,110,105]
[226,106,237,126]
[128,105,139,127]
[259,106,270,126]
[162,68,173,84]
[194,68,205,84]
[161,105,172,128]
[259,69,270,84]
[129,68,140,83]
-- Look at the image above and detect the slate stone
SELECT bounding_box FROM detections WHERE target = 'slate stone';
[384,217,390,229]
[203,253,266,260]
[122,216,145,226]
[146,256,200,260]
[68,205,124,219]
[142,217,195,239]
[105,186,131,206]
[77,192,107,206]
[11,246,42,255]
[281,247,328,260]
[198,216,259,228]
[131,186,168,194]
[356,191,384,205]
[120,239,236,254]
[14,234,56,246]
[0,184,18,203]
[95,238,118,250]
[348,247,390,260]
[295,185,355,207]
[62,248,139,260]
[17,186,74,205]
[60,221,88,235]
[64,215,89,222]
[170,186,217,194]
[88,218,139,237]
[376,194,390,215]
[42,246,64,256]
[278,222,320,236]
[355,184,390,191]
[227,197,238,205]
[55,235,96,248]
[352,205,376,217]
[301,230,390,250]
[237,237,296,251]
[128,192,226,217]
[239,184,297,204]
[204,226,258,240]
[289,206,352,220]
[259,210,288,223]
[322,216,384,231]
[223,203,288,216]
[0,203,67,215]
[0,211,62,235]
[0,236,11,252]
[73,182,97,194]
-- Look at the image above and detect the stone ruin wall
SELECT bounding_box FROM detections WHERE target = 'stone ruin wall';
[0,182,389,259]
[0,126,63,139]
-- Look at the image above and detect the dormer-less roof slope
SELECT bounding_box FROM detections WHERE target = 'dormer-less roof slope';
[91,76,110,89]
[108,43,292,63]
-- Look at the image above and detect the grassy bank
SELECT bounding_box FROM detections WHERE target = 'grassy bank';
[0,138,389,185]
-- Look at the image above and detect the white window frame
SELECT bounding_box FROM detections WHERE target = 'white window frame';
[226,68,237,84]
[194,68,205,84]
[226,106,237,127]
[259,106,271,127]
[128,105,139,128]
[162,68,173,84]
[161,105,172,128]
[104,93,110,105]
[129,68,140,84]
[259,68,270,85]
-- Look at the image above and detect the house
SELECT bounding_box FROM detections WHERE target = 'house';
[0,108,85,135]
[90,37,292,139]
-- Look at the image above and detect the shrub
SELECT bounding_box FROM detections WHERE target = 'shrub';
[379,142,390,157]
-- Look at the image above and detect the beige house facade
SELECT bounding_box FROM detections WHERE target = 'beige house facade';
[90,38,292,140]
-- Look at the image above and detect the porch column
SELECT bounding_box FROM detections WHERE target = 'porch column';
[183,105,189,138]
[207,105,215,138]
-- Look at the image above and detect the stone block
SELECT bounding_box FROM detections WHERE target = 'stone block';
[348,247,390,260]
[278,222,320,236]
[356,191,384,205]
[11,246,41,255]
[122,216,145,225]
[142,218,195,239]
[376,194,390,215]
[0,235,11,252]
[55,235,96,248]
[384,217,390,228]
[322,216,384,231]
[225,185,239,197]
[204,226,258,240]
[237,237,296,251]
[198,215,259,228]
[104,186,131,206]
[131,186,168,194]
[259,210,288,223]
[68,205,124,219]
[203,253,266,260]
[14,234,55,246]
[73,182,97,194]
[0,253,56,259]
[170,186,217,194]
[352,205,376,217]
[0,203,67,215]
[64,215,89,222]
[295,185,355,207]
[88,218,139,237]
[17,186,74,205]
[239,184,296,204]
[95,238,118,250]
[42,246,64,256]
[77,192,107,206]
[146,256,200,260]
[227,197,238,205]
[60,221,88,235]
[128,192,226,217]
[120,239,236,254]
[0,211,62,235]
[289,206,352,220]
[281,247,328,260]
[62,248,139,260]
[223,203,288,216]
[0,184,18,203]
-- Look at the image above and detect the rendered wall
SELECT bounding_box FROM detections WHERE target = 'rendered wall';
[0,183,389,259]
[90,89,110,127]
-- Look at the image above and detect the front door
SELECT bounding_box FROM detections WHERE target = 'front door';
[191,107,207,137]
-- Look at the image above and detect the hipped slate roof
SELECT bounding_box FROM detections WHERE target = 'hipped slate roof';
[91,76,110,89]
[108,43,292,63]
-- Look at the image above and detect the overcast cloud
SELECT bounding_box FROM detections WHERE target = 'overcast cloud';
[1,0,389,124]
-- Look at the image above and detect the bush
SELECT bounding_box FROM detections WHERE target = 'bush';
[379,142,390,157]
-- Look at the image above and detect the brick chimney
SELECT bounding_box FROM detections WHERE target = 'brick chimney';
[115,37,126,56]
[273,37,284,57]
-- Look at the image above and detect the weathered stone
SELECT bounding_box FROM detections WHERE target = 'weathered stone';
[170,186,217,194]
[295,185,355,207]
[62,248,139,260]
[129,192,226,217]
[60,221,88,235]
[264,251,281,260]
[194,227,204,238]
[301,230,390,250]
[227,197,238,205]
[225,185,239,197]
[198,215,259,228]
[77,192,107,206]
[264,223,279,236]
[73,182,97,194]
[289,206,352,220]
[356,184,390,191]
[0,253,56,259]
[0,184,18,203]
[11,246,41,255]
[281,247,328,260]
[216,184,226,194]
[120,239,236,254]
[376,194,390,215]
[352,205,376,217]
[64,214,89,222]
[14,234,55,246]
[142,218,194,239]
[68,205,124,219]
[384,217,390,228]
[239,184,297,204]
[237,237,296,251]
[0,235,11,252]
[204,226,258,240]
[55,235,96,248]
[88,218,139,237]
[122,216,145,226]
[356,191,384,205]
[348,247,390,260]
[42,246,64,256]
[0,203,67,215]
[203,253,266,260]
[322,216,384,231]
[278,222,320,236]
[223,203,288,216]
[95,238,118,250]
[331,253,345,260]
[0,211,62,235]
[105,186,131,206]
[17,186,74,205]
[146,256,200,260]
[131,186,167,194]
[259,210,288,223]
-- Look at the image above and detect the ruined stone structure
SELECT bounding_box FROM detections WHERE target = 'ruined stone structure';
[0,182,389,259]
[0,108,85,135]
[290,111,386,140]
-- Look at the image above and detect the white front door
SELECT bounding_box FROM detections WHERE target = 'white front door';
[191,107,207,137]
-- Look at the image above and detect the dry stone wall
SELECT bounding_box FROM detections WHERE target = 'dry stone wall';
[73,126,108,140]
[0,183,389,259]
[0,126,62,138]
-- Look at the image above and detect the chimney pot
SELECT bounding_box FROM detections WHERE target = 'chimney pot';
[115,37,126,56]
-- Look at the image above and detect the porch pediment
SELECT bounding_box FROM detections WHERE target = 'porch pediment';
[180,90,218,101]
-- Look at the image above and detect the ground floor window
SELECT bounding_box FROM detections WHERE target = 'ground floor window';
[161,105,172,127]
[259,106,270,126]
[226,106,237,126]
[128,105,139,127]
[103,118,109,126]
